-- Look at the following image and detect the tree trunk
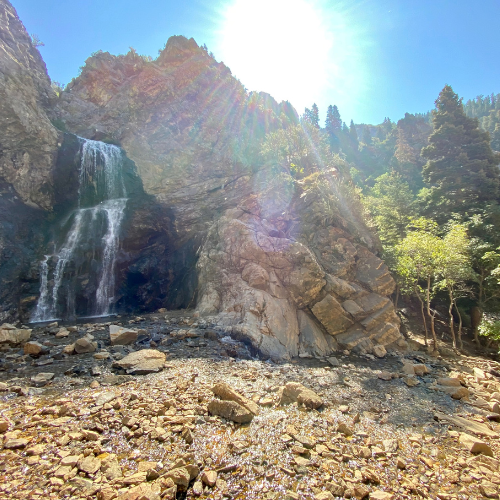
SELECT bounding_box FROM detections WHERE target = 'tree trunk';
[414,283,428,346]
[448,286,456,349]
[426,276,439,352]
[454,299,463,351]
[470,306,483,346]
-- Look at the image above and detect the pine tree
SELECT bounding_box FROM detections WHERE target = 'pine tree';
[311,103,319,128]
[422,85,500,219]
[325,105,342,148]
[349,119,358,144]
[362,125,372,145]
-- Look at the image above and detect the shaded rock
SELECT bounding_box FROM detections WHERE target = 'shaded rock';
[208,399,254,423]
[74,336,97,354]
[373,345,387,358]
[280,382,323,409]
[113,349,166,374]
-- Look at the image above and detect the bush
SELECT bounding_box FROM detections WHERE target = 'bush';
[478,314,500,342]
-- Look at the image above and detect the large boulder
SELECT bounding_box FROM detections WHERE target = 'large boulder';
[0,323,31,344]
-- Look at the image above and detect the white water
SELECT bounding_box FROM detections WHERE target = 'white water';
[32,139,128,321]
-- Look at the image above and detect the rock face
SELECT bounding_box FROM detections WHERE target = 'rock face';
[196,180,404,359]
[0,0,60,209]
[0,2,404,357]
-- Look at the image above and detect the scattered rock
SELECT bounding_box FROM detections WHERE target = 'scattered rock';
[211,383,259,415]
[280,382,323,409]
[109,325,138,345]
[113,349,166,374]
[459,432,493,456]
[74,335,97,354]
[0,324,31,345]
[208,399,254,423]
[201,470,217,487]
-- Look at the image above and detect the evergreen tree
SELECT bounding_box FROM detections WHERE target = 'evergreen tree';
[342,122,349,134]
[422,85,500,219]
[362,125,372,145]
[311,103,320,128]
[349,119,358,144]
[325,105,342,149]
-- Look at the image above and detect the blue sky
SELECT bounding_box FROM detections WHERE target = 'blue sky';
[12,0,500,126]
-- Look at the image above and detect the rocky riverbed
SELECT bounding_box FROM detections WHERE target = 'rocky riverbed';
[1,312,500,500]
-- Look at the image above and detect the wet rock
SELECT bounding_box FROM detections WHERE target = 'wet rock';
[211,383,259,415]
[280,382,323,409]
[30,372,54,386]
[113,349,166,374]
[74,335,97,354]
[109,325,138,345]
[208,399,254,423]
[459,433,493,456]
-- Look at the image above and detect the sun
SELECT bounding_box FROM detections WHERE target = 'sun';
[216,0,365,122]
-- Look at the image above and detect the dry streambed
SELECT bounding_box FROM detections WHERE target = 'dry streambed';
[1,318,500,499]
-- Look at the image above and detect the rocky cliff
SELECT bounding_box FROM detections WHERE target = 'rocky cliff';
[0,0,406,358]
[0,0,60,210]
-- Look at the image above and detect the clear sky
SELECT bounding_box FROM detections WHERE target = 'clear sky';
[12,0,500,126]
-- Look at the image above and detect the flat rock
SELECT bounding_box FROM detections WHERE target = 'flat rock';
[114,349,166,374]
[4,438,29,448]
[77,455,101,474]
[0,325,31,345]
[31,372,54,386]
[435,412,499,437]
[280,382,323,409]
[208,399,254,423]
[109,325,138,345]
[459,432,493,456]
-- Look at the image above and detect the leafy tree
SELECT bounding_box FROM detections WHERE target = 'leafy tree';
[261,122,340,178]
[438,223,474,350]
[422,85,500,221]
[396,218,444,351]
[364,172,415,246]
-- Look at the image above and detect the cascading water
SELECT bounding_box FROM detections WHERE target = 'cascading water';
[31,139,128,321]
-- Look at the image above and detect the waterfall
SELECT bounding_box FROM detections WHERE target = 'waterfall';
[32,138,128,321]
